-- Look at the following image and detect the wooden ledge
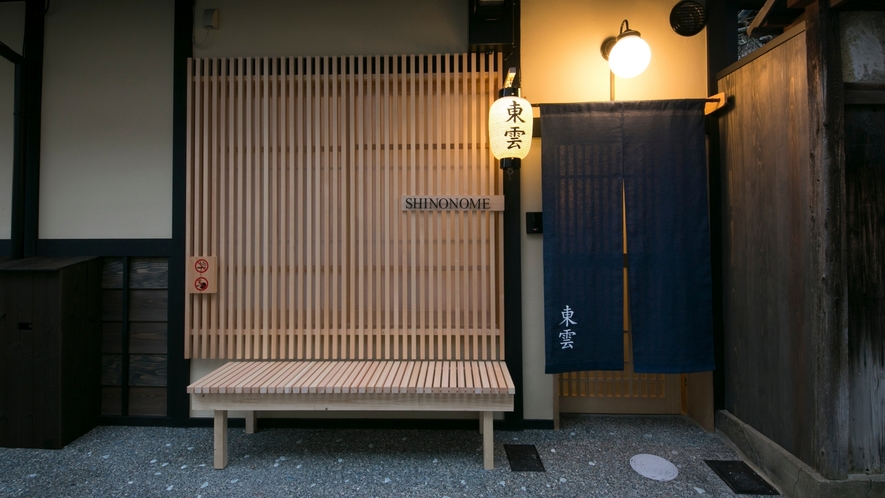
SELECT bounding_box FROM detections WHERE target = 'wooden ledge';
[188,360,515,396]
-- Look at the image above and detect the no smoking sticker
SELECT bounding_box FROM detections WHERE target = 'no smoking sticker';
[195,259,209,273]
[194,277,209,291]
[187,256,217,294]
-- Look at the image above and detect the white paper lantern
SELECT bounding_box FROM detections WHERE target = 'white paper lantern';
[489,92,533,169]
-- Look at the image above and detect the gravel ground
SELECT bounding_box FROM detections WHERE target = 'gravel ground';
[0,414,779,497]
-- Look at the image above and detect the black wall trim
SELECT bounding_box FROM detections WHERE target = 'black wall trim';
[0,239,9,257]
[707,0,739,412]
[168,0,194,426]
[523,419,555,430]
[22,0,44,257]
[36,239,173,257]
[98,416,174,427]
[501,0,524,431]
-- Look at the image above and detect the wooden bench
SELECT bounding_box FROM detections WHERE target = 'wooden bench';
[184,53,512,470]
[189,360,514,469]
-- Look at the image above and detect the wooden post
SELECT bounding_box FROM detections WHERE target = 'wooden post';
[481,411,494,470]
[805,0,848,480]
[245,410,256,434]
[214,410,228,469]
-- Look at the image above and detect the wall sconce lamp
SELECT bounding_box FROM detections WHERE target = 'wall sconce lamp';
[600,20,651,79]
[489,68,533,171]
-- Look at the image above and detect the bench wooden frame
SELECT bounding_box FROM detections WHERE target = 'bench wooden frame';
[188,360,514,469]
[185,53,512,470]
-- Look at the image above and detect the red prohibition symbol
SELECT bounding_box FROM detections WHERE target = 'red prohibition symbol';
[195,277,209,291]
[195,258,209,273]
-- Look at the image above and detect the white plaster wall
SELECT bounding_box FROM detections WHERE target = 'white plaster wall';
[841,11,885,83]
[39,0,174,239]
[520,0,709,420]
[0,2,25,240]
[192,0,468,58]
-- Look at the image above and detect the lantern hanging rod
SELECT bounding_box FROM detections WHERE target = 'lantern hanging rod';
[503,67,517,88]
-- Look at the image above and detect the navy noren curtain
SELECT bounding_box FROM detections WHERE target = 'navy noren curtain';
[541,100,714,374]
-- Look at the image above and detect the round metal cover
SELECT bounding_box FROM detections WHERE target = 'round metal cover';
[630,454,679,481]
[670,0,706,37]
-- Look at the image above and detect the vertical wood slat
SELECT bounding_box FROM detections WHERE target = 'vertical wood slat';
[184,58,194,359]
[186,54,503,361]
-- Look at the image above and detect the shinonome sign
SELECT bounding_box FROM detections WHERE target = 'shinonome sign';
[401,195,504,211]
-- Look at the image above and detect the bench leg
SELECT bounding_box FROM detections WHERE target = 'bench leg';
[214,410,228,469]
[481,411,494,470]
[245,410,256,434]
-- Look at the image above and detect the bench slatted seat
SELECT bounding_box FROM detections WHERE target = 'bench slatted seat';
[189,360,514,469]
[185,53,511,470]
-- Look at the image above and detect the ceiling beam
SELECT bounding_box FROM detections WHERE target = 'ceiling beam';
[749,0,805,37]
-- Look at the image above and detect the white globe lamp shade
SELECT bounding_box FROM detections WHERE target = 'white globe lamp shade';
[608,34,651,78]
[489,92,533,170]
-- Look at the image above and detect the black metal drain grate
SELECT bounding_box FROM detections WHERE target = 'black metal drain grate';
[705,460,779,495]
[503,444,546,472]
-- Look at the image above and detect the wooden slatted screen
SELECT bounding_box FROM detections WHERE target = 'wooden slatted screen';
[185,54,504,361]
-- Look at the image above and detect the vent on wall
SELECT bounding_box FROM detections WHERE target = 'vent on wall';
[670,1,706,37]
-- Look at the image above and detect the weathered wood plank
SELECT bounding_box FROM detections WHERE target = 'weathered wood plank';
[101,387,122,416]
[805,0,849,479]
[845,105,885,474]
[129,290,168,322]
[128,387,167,416]
[102,257,124,289]
[102,354,122,386]
[129,322,167,354]
[718,28,817,469]
[128,354,168,387]
[129,258,169,289]
[102,290,123,321]
[102,322,123,354]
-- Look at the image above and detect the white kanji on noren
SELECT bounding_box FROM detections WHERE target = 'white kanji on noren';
[559,305,577,349]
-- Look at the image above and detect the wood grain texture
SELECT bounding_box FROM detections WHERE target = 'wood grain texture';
[128,387,167,416]
[845,105,885,474]
[129,290,168,322]
[102,258,124,289]
[718,29,817,468]
[101,387,122,416]
[129,258,169,289]
[129,322,168,354]
[185,54,504,361]
[102,290,123,322]
[102,354,123,386]
[804,0,848,479]
[188,360,515,396]
[129,355,168,387]
[102,322,123,354]
[1,259,102,448]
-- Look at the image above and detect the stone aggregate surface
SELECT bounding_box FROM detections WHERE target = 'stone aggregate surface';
[0,415,780,497]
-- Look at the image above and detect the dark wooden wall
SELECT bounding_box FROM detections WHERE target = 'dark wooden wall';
[718,29,817,468]
[721,7,884,477]
[845,103,885,474]
[0,257,101,448]
[101,257,168,417]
